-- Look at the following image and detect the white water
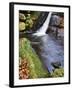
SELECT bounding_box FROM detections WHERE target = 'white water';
[33,12,52,36]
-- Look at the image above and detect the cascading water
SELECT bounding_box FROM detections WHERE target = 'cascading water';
[33,12,52,36]
[29,12,64,72]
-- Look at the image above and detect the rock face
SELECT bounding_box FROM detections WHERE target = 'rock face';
[47,14,64,45]
[50,15,61,26]
[32,12,49,31]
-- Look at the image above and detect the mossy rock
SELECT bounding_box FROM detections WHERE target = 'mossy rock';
[19,13,26,21]
[19,22,26,31]
[51,68,64,77]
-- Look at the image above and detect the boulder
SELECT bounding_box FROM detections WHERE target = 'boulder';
[19,13,26,21]
[19,22,26,31]
[51,61,61,68]
[50,15,61,26]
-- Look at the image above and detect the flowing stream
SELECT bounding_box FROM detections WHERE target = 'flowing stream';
[27,12,64,73]
[29,34,64,73]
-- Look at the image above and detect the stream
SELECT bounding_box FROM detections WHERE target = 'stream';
[28,34,64,73]
[21,12,64,73]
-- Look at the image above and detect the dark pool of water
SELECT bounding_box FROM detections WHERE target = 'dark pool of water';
[27,34,64,73]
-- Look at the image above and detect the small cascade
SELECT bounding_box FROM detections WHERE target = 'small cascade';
[33,12,52,36]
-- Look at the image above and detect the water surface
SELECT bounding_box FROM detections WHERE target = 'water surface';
[28,34,64,73]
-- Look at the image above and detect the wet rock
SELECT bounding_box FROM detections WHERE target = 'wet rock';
[51,61,61,68]
[50,15,61,26]
[32,12,49,31]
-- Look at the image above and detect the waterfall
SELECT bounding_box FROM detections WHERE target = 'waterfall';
[33,12,52,36]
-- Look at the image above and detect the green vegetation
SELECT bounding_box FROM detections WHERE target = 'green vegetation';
[19,11,40,31]
[19,11,64,79]
[19,38,64,79]
[51,68,64,77]
[19,38,49,79]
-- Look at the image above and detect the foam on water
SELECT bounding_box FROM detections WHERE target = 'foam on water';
[33,12,52,36]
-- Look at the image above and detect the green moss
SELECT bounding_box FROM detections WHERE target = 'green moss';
[19,22,26,31]
[51,68,64,77]
[19,11,40,31]
[19,38,49,78]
